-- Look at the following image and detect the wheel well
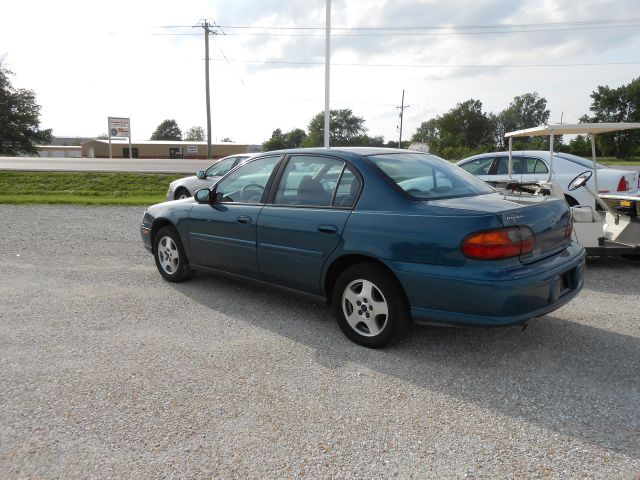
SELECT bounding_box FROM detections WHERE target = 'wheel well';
[324,254,405,304]
[564,194,579,207]
[174,187,189,199]
[150,219,175,253]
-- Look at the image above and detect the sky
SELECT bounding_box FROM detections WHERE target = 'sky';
[1,0,639,145]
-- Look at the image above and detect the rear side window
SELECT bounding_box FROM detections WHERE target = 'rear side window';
[523,157,549,174]
[367,152,494,200]
[333,167,361,208]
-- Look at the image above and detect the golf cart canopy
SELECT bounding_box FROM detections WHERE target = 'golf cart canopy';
[506,123,640,138]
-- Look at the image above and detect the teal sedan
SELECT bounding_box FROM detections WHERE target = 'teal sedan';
[141,148,585,348]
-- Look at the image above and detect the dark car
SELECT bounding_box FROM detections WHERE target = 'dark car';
[141,148,585,348]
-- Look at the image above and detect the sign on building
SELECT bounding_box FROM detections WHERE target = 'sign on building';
[108,117,130,138]
[107,116,132,159]
[187,145,198,155]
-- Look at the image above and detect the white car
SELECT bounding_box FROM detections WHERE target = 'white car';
[457,151,639,208]
[166,154,253,201]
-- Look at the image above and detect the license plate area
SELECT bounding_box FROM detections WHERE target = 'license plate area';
[549,268,576,303]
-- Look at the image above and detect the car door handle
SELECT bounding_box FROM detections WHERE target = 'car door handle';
[237,215,252,225]
[317,224,338,234]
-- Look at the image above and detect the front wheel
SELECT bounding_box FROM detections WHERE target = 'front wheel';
[175,188,191,200]
[332,263,409,348]
[153,226,193,282]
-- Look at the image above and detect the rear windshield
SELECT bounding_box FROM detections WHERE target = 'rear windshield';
[367,152,494,200]
[555,153,607,170]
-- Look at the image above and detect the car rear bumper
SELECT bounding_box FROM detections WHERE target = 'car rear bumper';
[392,242,586,327]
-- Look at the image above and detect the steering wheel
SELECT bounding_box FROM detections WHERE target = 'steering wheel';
[568,170,593,191]
[240,183,265,201]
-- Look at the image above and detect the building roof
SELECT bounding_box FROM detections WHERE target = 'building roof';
[81,140,246,146]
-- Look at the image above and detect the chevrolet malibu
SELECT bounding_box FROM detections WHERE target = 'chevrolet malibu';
[140,148,585,348]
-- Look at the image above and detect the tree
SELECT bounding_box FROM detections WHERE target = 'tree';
[263,128,287,151]
[0,63,52,155]
[285,128,307,148]
[263,127,308,151]
[568,135,595,157]
[581,77,640,158]
[304,109,368,147]
[220,137,233,142]
[150,119,182,141]
[184,126,205,141]
[494,92,550,149]
[411,99,495,159]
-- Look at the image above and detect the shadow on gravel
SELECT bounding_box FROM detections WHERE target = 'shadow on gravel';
[174,273,640,458]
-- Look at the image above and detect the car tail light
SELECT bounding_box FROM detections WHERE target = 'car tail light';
[617,176,630,192]
[462,226,535,260]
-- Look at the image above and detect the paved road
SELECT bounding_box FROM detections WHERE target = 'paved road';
[2,156,638,175]
[0,156,213,174]
[1,205,638,478]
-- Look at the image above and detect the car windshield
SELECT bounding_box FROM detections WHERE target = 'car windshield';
[555,153,607,170]
[367,152,494,200]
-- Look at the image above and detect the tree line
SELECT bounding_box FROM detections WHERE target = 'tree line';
[263,77,640,159]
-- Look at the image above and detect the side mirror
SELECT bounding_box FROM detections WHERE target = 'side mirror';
[196,170,206,179]
[194,188,212,204]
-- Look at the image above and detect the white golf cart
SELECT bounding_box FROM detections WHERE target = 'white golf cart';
[500,123,640,257]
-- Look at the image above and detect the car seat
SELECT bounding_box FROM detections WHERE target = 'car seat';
[297,176,328,205]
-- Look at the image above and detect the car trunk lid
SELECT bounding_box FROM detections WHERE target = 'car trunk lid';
[428,193,572,263]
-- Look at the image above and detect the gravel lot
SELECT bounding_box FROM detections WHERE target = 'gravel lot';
[1,205,638,478]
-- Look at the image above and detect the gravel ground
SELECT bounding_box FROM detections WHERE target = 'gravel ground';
[1,205,638,478]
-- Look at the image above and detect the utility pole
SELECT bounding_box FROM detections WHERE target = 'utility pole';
[195,19,220,159]
[397,89,410,148]
[324,0,331,148]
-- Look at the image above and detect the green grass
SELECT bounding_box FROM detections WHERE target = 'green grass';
[595,157,640,166]
[0,171,184,205]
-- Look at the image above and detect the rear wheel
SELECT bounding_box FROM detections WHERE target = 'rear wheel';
[175,188,191,200]
[153,226,193,282]
[332,263,409,348]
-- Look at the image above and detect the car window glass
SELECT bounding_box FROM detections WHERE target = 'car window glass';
[274,155,343,206]
[369,152,493,200]
[216,156,280,203]
[333,167,361,208]
[495,157,507,175]
[495,157,534,175]
[521,157,549,174]
[459,157,494,175]
[206,157,236,177]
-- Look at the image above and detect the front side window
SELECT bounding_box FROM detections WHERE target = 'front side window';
[216,156,280,203]
[274,155,343,206]
[459,157,494,175]
[206,157,236,177]
[368,152,493,200]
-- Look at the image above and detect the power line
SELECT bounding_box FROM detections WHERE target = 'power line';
[147,23,640,37]
[210,59,640,68]
[156,18,640,30]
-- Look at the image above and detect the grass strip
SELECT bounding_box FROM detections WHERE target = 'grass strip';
[0,171,183,206]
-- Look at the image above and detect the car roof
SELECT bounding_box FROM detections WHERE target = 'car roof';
[258,147,432,157]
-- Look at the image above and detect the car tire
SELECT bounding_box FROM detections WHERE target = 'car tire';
[153,226,194,282]
[332,263,409,348]
[175,188,191,200]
